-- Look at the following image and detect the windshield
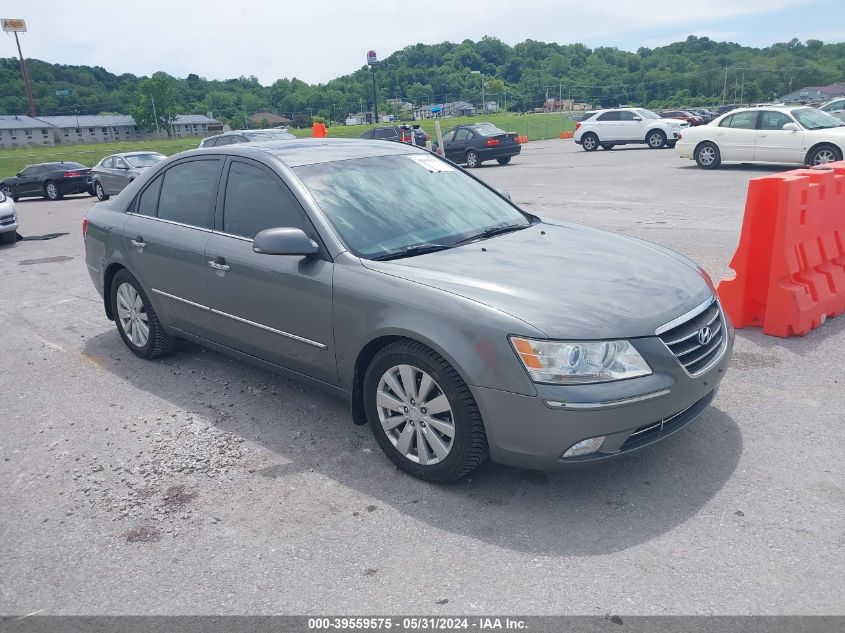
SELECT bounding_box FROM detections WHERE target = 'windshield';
[792,108,843,130]
[245,130,296,141]
[125,153,165,168]
[293,153,531,259]
[636,109,661,120]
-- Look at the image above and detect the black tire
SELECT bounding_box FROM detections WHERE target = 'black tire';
[496,156,511,165]
[44,181,63,201]
[646,129,667,149]
[0,231,16,245]
[666,141,677,149]
[581,133,599,152]
[465,150,480,168]
[695,141,722,169]
[94,181,109,201]
[601,144,615,150]
[806,144,842,166]
[110,269,174,359]
[363,340,489,483]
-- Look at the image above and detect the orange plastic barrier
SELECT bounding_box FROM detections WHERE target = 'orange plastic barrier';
[312,122,327,138]
[717,161,845,337]
[516,135,529,144]
[559,131,574,139]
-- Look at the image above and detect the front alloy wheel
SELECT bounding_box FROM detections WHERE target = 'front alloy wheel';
[364,340,489,482]
[808,145,840,166]
[465,150,479,168]
[377,364,455,465]
[647,130,667,149]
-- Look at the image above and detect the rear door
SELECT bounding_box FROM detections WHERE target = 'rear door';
[112,157,134,192]
[204,158,336,383]
[448,128,471,160]
[592,111,620,141]
[754,111,805,164]
[123,157,223,337]
[713,111,759,161]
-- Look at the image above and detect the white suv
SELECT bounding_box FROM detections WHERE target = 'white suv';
[573,108,689,151]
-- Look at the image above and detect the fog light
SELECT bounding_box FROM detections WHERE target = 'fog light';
[562,436,606,458]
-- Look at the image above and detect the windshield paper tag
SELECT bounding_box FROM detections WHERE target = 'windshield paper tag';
[405,154,455,172]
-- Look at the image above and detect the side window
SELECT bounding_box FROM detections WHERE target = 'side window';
[373,129,386,139]
[222,161,307,239]
[723,112,758,129]
[618,111,637,121]
[760,112,794,130]
[454,129,470,142]
[203,137,218,147]
[597,111,620,121]
[136,174,163,217]
[466,131,475,140]
[102,157,114,169]
[115,158,129,169]
[157,160,220,228]
[385,128,399,139]
[719,115,733,128]
[442,130,455,143]
[361,130,374,139]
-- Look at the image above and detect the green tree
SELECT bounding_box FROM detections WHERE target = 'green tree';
[131,74,177,136]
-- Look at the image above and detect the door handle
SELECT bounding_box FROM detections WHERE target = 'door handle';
[131,236,146,248]
[208,257,230,272]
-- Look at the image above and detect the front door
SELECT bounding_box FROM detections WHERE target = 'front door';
[17,165,43,196]
[123,157,223,337]
[447,128,471,162]
[204,158,336,384]
[616,110,643,141]
[754,111,805,164]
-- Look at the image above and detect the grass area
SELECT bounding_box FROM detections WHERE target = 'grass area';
[0,138,201,177]
[289,112,577,141]
[0,113,576,176]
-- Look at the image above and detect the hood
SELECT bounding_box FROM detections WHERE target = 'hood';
[662,118,689,127]
[362,223,712,339]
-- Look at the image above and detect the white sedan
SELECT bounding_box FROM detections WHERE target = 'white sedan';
[676,106,845,169]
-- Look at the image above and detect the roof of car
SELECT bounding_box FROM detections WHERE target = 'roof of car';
[112,151,165,157]
[198,137,428,168]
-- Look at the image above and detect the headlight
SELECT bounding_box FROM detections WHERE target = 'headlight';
[0,191,5,203]
[511,337,652,384]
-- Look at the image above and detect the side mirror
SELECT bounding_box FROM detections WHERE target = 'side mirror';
[632,116,641,121]
[16,172,22,177]
[253,227,319,256]
[117,165,129,170]
[782,122,800,132]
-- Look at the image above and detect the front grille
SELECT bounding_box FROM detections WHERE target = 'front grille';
[658,298,725,375]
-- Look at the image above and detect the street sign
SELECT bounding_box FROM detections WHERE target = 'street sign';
[55,89,72,97]
[2,18,27,32]
[367,50,378,66]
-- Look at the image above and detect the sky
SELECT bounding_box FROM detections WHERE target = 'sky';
[2,0,843,86]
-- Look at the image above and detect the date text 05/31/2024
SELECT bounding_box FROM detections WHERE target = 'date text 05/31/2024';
[307,617,528,630]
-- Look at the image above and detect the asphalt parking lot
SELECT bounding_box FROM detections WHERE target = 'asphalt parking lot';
[1,140,842,615]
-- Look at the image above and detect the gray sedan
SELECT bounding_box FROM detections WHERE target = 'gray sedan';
[91,152,166,200]
[83,139,733,482]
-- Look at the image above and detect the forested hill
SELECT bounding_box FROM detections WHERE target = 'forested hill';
[1,35,843,126]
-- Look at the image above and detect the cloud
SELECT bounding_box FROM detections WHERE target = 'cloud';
[0,0,834,85]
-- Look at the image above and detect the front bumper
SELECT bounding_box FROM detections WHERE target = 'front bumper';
[471,321,734,471]
[0,204,17,234]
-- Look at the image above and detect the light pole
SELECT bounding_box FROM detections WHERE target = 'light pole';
[367,50,379,125]
[2,19,36,117]
[471,70,484,114]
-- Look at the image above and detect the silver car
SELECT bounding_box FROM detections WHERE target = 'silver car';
[83,139,733,482]
[199,129,296,148]
[0,189,17,245]
[91,152,166,201]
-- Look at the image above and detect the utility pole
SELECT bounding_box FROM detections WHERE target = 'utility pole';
[367,50,379,125]
[3,20,36,117]
[739,72,745,104]
[150,95,161,137]
[722,67,728,104]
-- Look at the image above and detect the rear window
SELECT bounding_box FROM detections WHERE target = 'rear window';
[473,124,506,136]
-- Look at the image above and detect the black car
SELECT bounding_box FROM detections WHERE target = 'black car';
[432,123,520,167]
[0,162,93,201]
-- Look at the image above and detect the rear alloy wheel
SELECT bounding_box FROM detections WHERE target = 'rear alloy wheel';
[646,130,667,149]
[695,142,721,169]
[44,181,62,201]
[95,181,109,201]
[465,150,479,168]
[496,156,511,165]
[111,270,173,359]
[807,144,841,166]
[601,143,615,150]
[581,133,599,151]
[364,340,489,483]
